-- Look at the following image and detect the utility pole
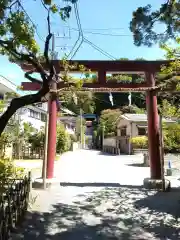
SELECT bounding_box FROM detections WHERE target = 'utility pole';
[159,114,165,191]
[43,111,49,189]
[80,108,83,149]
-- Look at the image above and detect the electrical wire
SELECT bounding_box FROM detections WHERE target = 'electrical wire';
[68,2,117,60]
[69,27,132,37]
[84,38,116,60]
[67,2,84,59]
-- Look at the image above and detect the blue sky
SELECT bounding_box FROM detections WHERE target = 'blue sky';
[0,0,167,86]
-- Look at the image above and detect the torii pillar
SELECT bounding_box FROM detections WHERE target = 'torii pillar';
[46,97,57,179]
[145,71,161,179]
[46,81,57,179]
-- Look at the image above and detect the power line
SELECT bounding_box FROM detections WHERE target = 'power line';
[67,2,84,59]
[84,38,116,60]
[75,27,125,31]
[53,23,131,37]
[68,2,117,60]
[69,27,132,37]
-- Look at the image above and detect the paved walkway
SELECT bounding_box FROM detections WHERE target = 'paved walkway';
[11,150,180,240]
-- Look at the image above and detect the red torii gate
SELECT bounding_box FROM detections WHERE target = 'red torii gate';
[20,60,170,180]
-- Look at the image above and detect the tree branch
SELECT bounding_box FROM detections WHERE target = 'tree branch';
[25,71,43,84]
[0,87,49,135]
[0,39,48,82]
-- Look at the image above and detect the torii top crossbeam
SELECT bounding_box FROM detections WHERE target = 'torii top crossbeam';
[20,60,171,92]
[21,60,170,73]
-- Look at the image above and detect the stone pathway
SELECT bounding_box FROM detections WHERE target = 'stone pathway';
[12,184,180,240]
[11,150,180,239]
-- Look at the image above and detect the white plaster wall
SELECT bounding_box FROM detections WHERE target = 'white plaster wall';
[65,125,75,135]
[117,118,131,136]
[103,137,116,147]
[132,122,138,137]
[20,109,45,131]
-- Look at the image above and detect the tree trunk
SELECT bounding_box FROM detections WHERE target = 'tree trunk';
[0,89,48,136]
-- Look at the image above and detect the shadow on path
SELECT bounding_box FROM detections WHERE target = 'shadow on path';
[12,184,180,240]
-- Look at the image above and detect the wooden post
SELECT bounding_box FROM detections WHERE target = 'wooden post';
[42,106,49,189]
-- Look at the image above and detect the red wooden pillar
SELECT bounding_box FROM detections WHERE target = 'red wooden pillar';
[46,95,57,179]
[145,72,161,179]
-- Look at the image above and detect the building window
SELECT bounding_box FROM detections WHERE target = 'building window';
[29,110,40,120]
[121,127,126,136]
[36,103,42,108]
[41,113,47,122]
[138,127,146,136]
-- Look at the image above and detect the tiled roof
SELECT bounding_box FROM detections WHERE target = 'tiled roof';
[122,113,176,123]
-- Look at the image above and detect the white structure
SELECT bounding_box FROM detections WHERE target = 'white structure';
[58,116,76,135]
[117,114,176,154]
[0,75,18,95]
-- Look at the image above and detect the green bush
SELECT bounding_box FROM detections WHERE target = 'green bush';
[130,123,180,153]
[163,123,180,153]
[0,132,11,158]
[56,123,71,154]
[130,136,148,149]
[0,158,25,193]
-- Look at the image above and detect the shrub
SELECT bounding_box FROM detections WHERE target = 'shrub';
[0,132,11,158]
[0,158,25,193]
[130,136,148,149]
[163,123,180,153]
[56,123,71,154]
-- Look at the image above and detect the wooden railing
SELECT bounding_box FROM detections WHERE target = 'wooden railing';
[0,172,31,240]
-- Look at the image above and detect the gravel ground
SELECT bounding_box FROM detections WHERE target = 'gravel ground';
[11,150,180,240]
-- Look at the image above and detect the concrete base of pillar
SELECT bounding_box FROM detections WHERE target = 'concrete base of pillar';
[32,178,59,189]
[143,178,171,191]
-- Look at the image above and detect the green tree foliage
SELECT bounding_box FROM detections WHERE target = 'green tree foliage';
[130,1,180,46]
[0,0,77,135]
[56,123,71,154]
[60,91,95,114]
[159,99,180,118]
[0,132,11,158]
[157,38,180,106]
[0,158,25,192]
[99,109,122,137]
[163,123,180,153]
[28,127,45,151]
[120,105,145,114]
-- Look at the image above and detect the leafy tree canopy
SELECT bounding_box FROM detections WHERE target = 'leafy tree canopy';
[130,0,180,46]
[99,109,122,137]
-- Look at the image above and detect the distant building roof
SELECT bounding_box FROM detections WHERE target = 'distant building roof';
[121,113,175,123]
[0,75,18,94]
